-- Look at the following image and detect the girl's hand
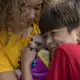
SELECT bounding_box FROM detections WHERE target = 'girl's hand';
[21,47,36,65]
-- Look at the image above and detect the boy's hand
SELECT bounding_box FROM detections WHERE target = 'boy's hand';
[21,47,36,65]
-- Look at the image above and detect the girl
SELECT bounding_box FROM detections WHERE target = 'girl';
[0,0,43,80]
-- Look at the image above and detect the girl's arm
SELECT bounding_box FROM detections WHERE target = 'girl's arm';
[0,71,18,80]
[21,48,36,80]
[21,63,33,80]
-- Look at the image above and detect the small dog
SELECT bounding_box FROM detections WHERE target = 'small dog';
[28,34,46,51]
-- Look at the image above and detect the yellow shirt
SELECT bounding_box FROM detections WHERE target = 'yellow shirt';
[0,23,40,72]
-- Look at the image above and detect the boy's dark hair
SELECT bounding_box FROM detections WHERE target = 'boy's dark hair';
[39,1,80,34]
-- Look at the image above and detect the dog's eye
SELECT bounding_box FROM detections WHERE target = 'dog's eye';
[31,38,33,41]
[35,41,42,46]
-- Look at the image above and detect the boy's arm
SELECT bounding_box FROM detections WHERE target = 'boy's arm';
[46,48,70,80]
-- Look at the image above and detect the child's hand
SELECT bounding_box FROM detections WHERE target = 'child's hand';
[15,69,21,79]
[21,47,36,65]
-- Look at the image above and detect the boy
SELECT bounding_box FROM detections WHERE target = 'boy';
[39,0,80,80]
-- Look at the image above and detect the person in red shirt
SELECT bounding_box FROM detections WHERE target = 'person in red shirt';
[46,44,80,80]
[39,0,80,80]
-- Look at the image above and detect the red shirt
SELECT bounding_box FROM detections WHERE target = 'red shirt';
[46,44,80,80]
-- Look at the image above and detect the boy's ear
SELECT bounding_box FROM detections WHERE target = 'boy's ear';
[77,32,80,37]
[77,32,80,43]
[76,25,80,38]
[76,27,80,43]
